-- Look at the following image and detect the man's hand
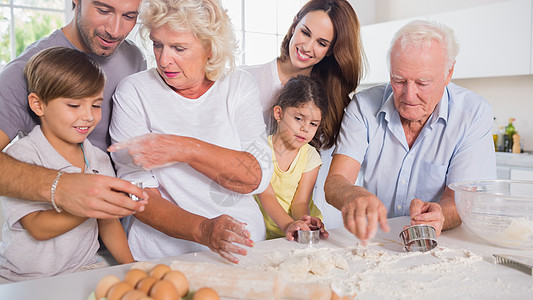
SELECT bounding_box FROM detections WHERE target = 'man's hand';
[55,173,147,219]
[197,215,255,264]
[409,199,445,236]
[341,190,390,244]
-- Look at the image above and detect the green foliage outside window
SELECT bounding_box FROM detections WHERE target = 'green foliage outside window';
[1,9,63,67]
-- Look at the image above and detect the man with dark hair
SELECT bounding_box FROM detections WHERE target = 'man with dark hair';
[0,0,147,218]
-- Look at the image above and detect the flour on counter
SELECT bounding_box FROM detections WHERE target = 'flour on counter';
[242,240,531,299]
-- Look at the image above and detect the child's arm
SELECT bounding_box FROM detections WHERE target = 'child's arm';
[290,166,320,220]
[290,166,329,238]
[97,219,134,264]
[19,210,87,241]
[257,184,309,240]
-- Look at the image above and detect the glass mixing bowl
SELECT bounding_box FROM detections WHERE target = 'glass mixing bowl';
[449,180,533,249]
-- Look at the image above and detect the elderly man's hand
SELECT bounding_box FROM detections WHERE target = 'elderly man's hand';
[341,191,390,245]
[55,173,147,219]
[197,215,255,264]
[409,199,445,236]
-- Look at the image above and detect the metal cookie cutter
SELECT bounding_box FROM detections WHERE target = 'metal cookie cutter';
[129,181,143,201]
[297,226,320,245]
[399,224,438,252]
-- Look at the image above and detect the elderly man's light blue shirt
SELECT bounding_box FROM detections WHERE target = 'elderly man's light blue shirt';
[335,83,496,218]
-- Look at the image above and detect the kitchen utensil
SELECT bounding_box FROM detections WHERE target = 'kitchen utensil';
[297,226,320,245]
[129,181,143,201]
[449,180,533,249]
[493,254,533,276]
[399,224,438,252]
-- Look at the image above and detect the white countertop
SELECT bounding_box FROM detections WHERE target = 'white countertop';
[0,216,532,299]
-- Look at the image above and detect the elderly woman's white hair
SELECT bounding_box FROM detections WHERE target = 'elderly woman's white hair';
[139,0,237,80]
[387,20,459,75]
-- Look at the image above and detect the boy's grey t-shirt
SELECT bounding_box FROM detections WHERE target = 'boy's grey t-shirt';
[0,126,115,282]
[0,29,147,151]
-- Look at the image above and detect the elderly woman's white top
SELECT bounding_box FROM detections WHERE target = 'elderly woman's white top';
[110,68,272,261]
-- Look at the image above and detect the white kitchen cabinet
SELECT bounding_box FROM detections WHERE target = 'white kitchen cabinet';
[361,0,533,84]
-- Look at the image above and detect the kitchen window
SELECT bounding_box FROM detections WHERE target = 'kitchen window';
[0,0,67,69]
[0,0,306,70]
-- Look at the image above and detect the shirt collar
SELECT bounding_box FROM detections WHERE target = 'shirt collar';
[27,125,97,173]
[378,84,450,127]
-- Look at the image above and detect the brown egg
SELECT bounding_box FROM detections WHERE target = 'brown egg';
[136,276,159,294]
[162,270,189,297]
[192,287,220,300]
[148,264,171,280]
[107,282,134,300]
[149,279,179,300]
[95,275,121,299]
[121,289,148,300]
[331,291,356,300]
[124,269,148,287]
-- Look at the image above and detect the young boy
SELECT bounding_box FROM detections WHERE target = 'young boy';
[0,47,134,282]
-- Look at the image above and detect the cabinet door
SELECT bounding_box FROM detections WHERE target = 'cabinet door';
[429,0,532,78]
[511,168,533,181]
[360,0,532,84]
[360,18,418,84]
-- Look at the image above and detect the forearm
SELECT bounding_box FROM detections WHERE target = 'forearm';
[98,219,134,264]
[325,174,369,210]
[20,210,87,241]
[185,137,261,194]
[259,192,295,233]
[133,188,206,244]
[0,152,55,202]
[439,189,461,231]
[290,202,311,221]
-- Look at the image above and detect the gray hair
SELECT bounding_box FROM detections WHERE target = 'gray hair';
[387,20,459,75]
[139,0,236,80]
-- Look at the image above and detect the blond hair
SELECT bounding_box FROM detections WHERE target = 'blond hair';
[140,0,236,80]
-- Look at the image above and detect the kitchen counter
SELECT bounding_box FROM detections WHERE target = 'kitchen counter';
[0,216,532,299]
[496,152,533,168]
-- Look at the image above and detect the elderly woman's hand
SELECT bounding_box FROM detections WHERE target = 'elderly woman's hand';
[108,133,194,170]
[197,215,255,264]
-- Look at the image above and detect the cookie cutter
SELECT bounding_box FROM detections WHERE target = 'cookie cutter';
[129,181,143,201]
[399,224,438,252]
[297,226,320,245]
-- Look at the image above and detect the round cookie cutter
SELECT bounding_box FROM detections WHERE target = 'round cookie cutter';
[297,226,320,245]
[399,224,438,252]
[129,181,143,201]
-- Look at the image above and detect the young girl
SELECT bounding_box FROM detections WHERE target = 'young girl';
[0,47,134,282]
[255,75,329,240]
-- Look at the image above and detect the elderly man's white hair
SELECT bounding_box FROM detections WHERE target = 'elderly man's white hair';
[387,20,460,76]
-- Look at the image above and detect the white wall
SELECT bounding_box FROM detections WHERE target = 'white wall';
[370,0,533,151]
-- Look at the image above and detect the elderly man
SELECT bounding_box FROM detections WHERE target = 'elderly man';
[325,20,496,243]
[0,0,147,218]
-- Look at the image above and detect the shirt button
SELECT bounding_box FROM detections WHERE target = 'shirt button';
[397,205,402,210]
[401,179,406,184]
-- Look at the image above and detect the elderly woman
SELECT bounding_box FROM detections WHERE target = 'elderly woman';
[108,0,272,264]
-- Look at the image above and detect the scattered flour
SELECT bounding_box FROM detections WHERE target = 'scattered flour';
[242,240,530,299]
